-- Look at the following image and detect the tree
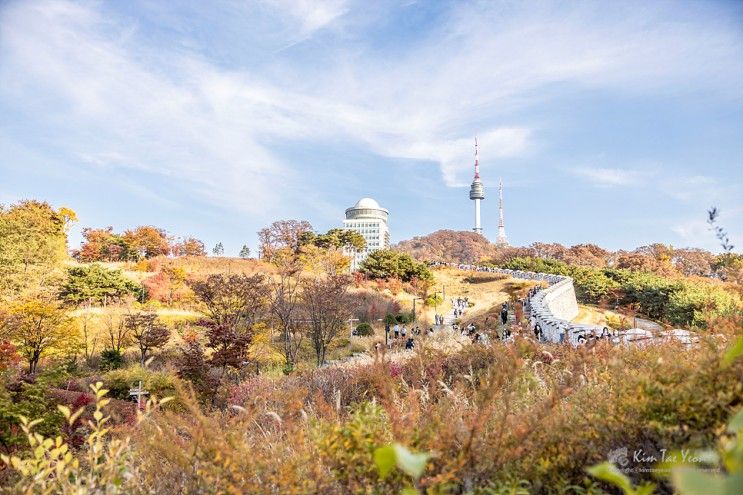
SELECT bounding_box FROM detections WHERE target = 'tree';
[258,220,313,261]
[142,265,192,305]
[123,226,170,260]
[125,312,171,365]
[59,264,142,305]
[270,257,304,369]
[171,237,207,257]
[672,248,715,277]
[176,332,216,400]
[103,311,132,354]
[359,250,433,282]
[301,275,353,366]
[76,227,131,262]
[298,244,351,275]
[300,228,366,252]
[212,242,224,256]
[394,230,493,263]
[190,274,271,376]
[239,245,251,259]
[0,300,79,373]
[0,200,74,297]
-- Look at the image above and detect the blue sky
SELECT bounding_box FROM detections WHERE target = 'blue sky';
[1,0,742,255]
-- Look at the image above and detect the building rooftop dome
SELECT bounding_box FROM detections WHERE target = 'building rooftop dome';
[354,197,381,209]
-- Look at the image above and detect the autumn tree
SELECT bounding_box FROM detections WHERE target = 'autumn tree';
[176,332,216,401]
[190,274,271,376]
[142,265,192,305]
[530,242,568,260]
[562,244,610,267]
[0,200,75,297]
[258,219,313,261]
[301,275,353,366]
[76,227,131,262]
[103,311,132,354]
[0,300,79,373]
[171,237,207,257]
[394,229,494,263]
[298,244,351,275]
[270,256,304,369]
[125,312,171,365]
[672,248,715,277]
[123,226,170,259]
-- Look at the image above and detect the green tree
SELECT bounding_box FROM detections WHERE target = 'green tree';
[213,242,225,256]
[0,200,75,297]
[59,264,142,305]
[359,250,433,282]
[239,245,251,258]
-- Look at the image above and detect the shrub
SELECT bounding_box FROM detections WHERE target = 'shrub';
[100,349,124,370]
[355,322,374,336]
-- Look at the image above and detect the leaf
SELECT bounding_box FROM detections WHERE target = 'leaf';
[68,407,85,426]
[393,443,430,480]
[374,445,396,480]
[671,467,726,495]
[587,462,634,494]
[400,487,420,495]
[726,407,743,434]
[57,405,71,419]
[722,336,743,368]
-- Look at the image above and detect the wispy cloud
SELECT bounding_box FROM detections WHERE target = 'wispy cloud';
[570,167,652,187]
[1,0,741,223]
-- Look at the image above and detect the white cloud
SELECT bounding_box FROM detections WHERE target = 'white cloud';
[570,167,652,187]
[266,0,348,36]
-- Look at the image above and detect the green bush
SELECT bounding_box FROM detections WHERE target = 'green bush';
[100,349,124,370]
[355,322,374,336]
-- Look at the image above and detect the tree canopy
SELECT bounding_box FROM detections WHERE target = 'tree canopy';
[0,200,75,297]
[60,264,142,305]
[359,250,433,282]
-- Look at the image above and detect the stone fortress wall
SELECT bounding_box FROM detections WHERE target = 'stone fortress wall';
[448,264,694,347]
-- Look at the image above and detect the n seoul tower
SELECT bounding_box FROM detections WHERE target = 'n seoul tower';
[469,138,485,235]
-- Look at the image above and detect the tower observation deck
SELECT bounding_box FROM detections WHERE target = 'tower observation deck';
[470,138,485,234]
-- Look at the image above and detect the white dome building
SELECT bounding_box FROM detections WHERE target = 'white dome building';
[342,197,390,271]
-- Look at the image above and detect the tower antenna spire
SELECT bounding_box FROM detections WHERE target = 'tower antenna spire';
[474,137,480,179]
[496,178,508,246]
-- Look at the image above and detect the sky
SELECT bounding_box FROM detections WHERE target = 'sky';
[1,0,742,255]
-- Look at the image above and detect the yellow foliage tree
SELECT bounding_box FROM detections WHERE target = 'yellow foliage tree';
[298,244,351,276]
[0,300,80,373]
[248,323,285,372]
